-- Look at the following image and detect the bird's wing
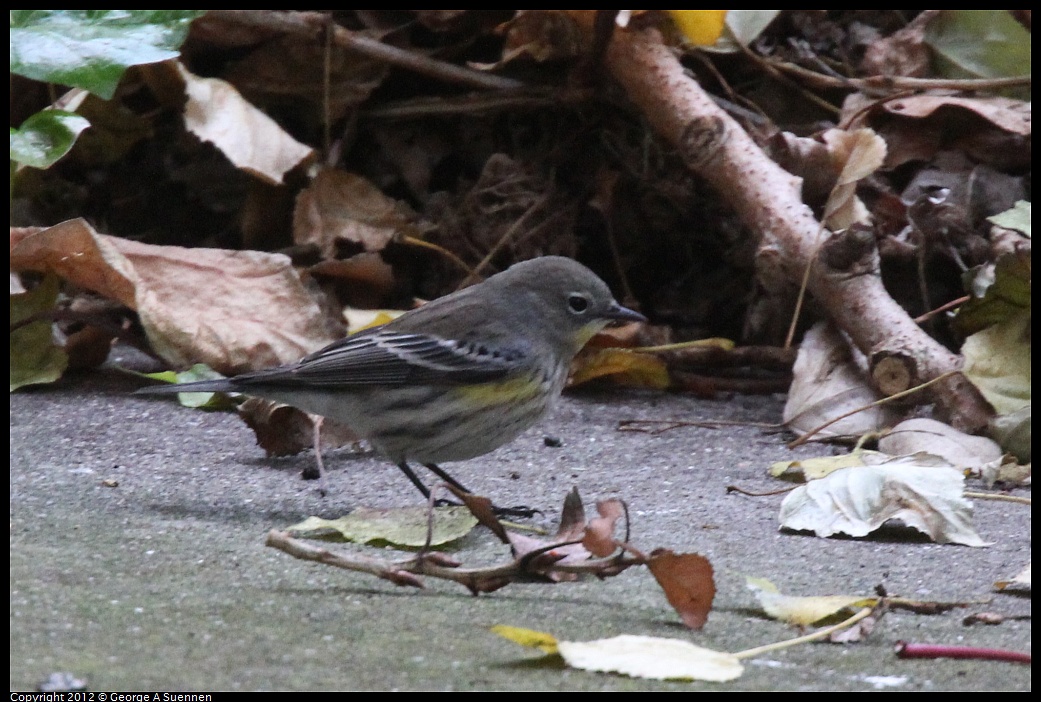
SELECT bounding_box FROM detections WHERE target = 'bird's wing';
[238,330,528,388]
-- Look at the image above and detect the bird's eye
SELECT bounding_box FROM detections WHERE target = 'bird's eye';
[567,293,589,313]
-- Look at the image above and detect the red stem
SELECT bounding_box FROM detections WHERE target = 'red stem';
[895,641,1030,664]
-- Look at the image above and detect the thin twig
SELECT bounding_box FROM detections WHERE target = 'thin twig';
[456,192,552,289]
[770,59,1032,93]
[913,295,969,324]
[964,491,1031,505]
[726,484,797,497]
[398,235,475,277]
[208,10,524,91]
[733,606,876,659]
[361,89,593,119]
[787,371,957,448]
[895,640,1030,664]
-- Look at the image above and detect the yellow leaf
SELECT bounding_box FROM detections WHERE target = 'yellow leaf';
[491,625,559,654]
[668,11,728,46]
[769,450,889,481]
[745,576,878,626]
[570,348,670,389]
[343,308,403,333]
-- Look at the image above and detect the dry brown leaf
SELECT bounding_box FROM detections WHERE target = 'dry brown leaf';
[876,95,1031,137]
[239,397,359,457]
[309,253,399,310]
[647,549,715,630]
[221,34,387,121]
[506,488,592,581]
[859,10,936,77]
[846,94,1032,170]
[490,11,585,67]
[10,219,339,374]
[446,486,510,545]
[293,169,426,258]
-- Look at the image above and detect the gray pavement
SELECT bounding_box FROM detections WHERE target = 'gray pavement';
[10,358,1031,691]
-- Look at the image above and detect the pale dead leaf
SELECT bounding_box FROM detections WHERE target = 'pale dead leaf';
[821,128,886,230]
[876,95,1031,136]
[988,406,1031,464]
[556,635,743,682]
[177,62,314,185]
[825,128,888,186]
[829,608,879,642]
[878,417,1002,470]
[995,563,1030,591]
[974,455,1031,487]
[10,219,338,374]
[783,321,898,438]
[779,461,990,546]
[745,576,877,626]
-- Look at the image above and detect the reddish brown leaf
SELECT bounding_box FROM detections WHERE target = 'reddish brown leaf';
[555,486,588,541]
[583,498,625,557]
[647,549,716,630]
[446,485,510,544]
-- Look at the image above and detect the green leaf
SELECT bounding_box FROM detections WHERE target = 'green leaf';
[11,275,68,391]
[962,309,1031,417]
[989,405,1030,463]
[954,251,1031,335]
[988,200,1031,237]
[10,10,206,99]
[140,363,236,409]
[10,109,91,168]
[925,10,1031,81]
[287,506,478,548]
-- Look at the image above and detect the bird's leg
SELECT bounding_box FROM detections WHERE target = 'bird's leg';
[423,463,539,519]
[422,463,471,493]
[395,461,434,500]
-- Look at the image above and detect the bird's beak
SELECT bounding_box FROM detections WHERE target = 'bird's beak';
[604,301,647,324]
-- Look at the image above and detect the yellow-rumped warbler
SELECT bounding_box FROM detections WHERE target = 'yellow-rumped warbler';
[137,256,645,501]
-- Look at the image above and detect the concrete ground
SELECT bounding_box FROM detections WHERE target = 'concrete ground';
[9,355,1031,691]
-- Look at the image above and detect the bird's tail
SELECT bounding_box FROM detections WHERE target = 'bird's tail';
[134,379,236,395]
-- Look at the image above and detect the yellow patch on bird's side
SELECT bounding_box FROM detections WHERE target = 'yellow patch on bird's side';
[457,376,545,406]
